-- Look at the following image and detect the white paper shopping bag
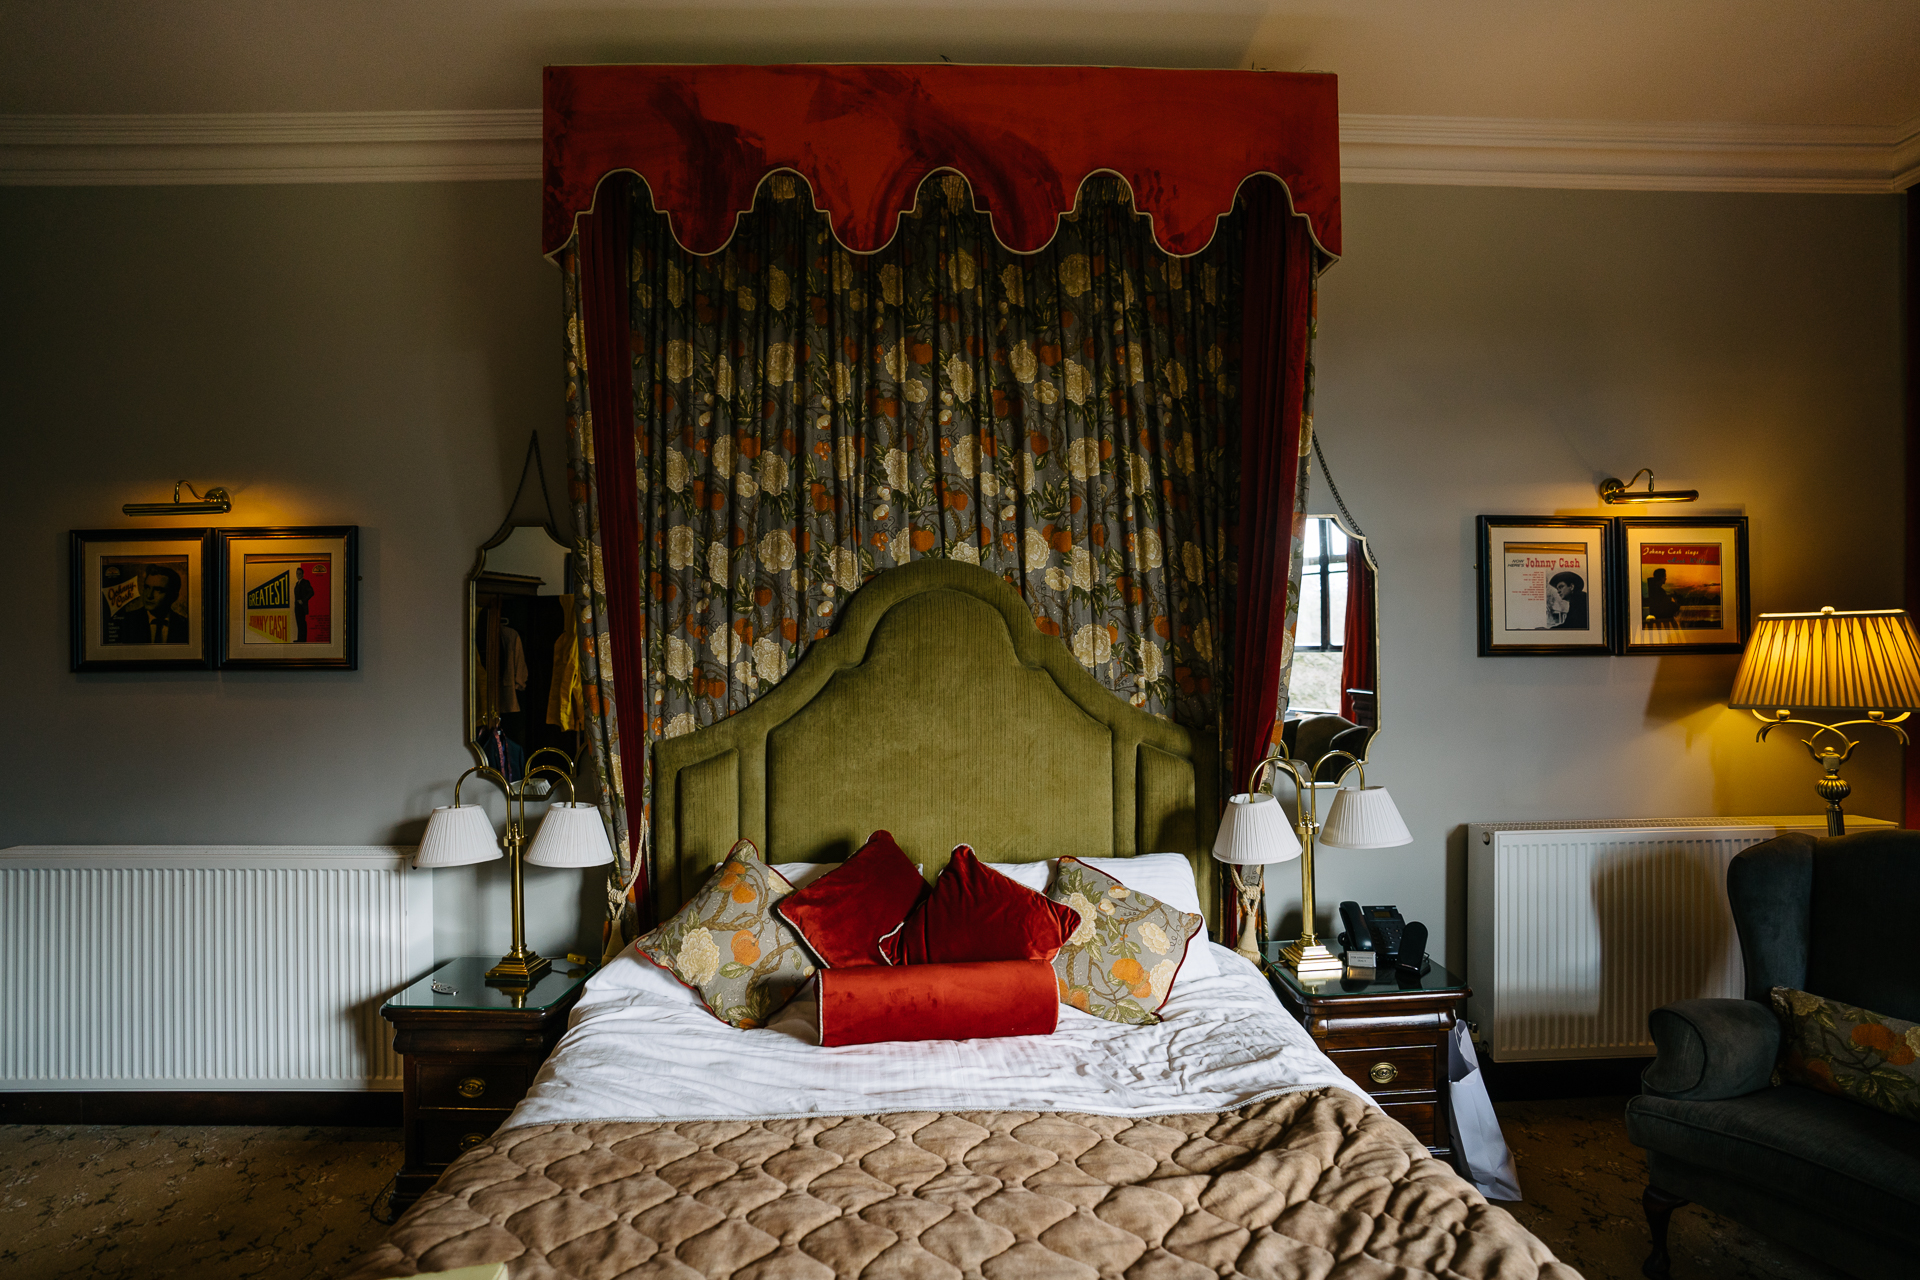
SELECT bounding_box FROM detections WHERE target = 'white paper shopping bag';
[1447,1020,1523,1200]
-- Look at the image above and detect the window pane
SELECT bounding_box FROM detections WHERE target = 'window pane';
[1303,518,1321,561]
[1287,651,1342,716]
[1297,569,1322,648]
[1327,522,1348,558]
[1328,567,1348,649]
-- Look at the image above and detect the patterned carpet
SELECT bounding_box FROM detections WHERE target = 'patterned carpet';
[1495,1098,1849,1280]
[0,1124,401,1279]
[0,1099,1856,1280]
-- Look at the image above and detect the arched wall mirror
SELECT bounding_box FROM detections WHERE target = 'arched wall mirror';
[467,437,584,787]
[1280,513,1380,779]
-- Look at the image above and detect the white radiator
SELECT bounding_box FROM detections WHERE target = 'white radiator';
[1466,816,1894,1062]
[0,847,432,1091]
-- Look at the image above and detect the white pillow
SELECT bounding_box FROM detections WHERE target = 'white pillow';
[983,860,1052,893]
[767,861,836,889]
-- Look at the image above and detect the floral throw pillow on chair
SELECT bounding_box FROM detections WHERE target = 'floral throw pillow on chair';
[636,838,817,1028]
[1771,986,1920,1121]
[1048,857,1201,1025]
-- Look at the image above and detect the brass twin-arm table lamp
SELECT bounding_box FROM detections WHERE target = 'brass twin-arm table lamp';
[1213,749,1412,980]
[415,747,614,985]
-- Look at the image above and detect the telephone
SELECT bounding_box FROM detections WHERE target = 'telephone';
[1338,901,1410,965]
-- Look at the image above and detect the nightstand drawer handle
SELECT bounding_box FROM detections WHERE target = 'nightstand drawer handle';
[1369,1061,1399,1085]
[455,1076,487,1099]
[459,1132,488,1151]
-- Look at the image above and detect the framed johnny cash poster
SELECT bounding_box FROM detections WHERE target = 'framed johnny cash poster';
[215,527,358,669]
[1476,516,1613,656]
[1611,516,1749,655]
[70,528,215,671]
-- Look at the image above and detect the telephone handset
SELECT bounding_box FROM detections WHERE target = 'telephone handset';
[1338,901,1410,965]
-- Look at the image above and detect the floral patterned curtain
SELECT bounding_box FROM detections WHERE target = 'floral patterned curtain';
[564,173,1281,947]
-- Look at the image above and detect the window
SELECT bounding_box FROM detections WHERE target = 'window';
[1295,517,1348,653]
[1287,517,1349,717]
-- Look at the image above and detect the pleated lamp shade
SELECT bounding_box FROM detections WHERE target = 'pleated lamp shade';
[526,802,617,868]
[1320,787,1413,850]
[1729,608,1920,713]
[1212,792,1303,866]
[414,804,502,868]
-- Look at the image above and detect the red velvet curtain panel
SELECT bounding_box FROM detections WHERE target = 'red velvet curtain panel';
[1229,182,1314,797]
[1341,540,1376,725]
[577,182,651,911]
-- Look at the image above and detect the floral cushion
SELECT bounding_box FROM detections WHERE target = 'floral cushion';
[635,839,816,1028]
[1771,986,1920,1121]
[1048,857,1202,1025]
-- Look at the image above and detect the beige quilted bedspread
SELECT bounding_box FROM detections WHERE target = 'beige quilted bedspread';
[345,1086,1578,1279]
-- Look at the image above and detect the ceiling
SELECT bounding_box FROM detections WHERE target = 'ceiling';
[3,0,1917,126]
[2,1,1916,192]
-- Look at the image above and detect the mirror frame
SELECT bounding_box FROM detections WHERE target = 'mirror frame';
[466,517,576,769]
[466,434,580,771]
[1282,511,1381,773]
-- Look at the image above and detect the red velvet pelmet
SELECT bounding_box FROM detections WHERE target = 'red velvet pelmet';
[818,959,1060,1046]
[578,185,651,911]
[1341,539,1376,725]
[543,64,1340,261]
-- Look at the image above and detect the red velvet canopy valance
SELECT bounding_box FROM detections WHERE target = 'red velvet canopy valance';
[542,63,1341,261]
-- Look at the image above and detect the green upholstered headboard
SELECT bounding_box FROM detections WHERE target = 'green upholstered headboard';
[651,559,1219,929]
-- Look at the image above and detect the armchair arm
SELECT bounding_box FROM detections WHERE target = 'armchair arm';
[1641,998,1779,1100]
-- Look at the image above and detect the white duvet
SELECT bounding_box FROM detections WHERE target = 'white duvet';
[507,943,1368,1129]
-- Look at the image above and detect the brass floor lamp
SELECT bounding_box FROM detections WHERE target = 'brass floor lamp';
[415,747,614,985]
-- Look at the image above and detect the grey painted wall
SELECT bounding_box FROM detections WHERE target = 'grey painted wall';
[0,181,599,963]
[1286,184,1905,969]
[3,180,1904,975]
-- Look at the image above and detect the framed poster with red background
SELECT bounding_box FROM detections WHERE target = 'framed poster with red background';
[215,527,358,670]
[1610,517,1750,655]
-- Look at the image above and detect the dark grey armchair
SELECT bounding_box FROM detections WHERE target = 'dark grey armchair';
[1625,829,1920,1278]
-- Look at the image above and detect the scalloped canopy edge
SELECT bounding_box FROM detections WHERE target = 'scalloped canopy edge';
[542,63,1341,263]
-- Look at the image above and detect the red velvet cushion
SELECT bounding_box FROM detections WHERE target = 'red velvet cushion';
[818,959,1059,1046]
[880,845,1080,965]
[773,830,928,967]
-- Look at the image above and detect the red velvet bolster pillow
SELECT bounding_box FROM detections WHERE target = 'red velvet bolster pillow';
[774,830,928,967]
[818,959,1060,1046]
[881,844,1080,965]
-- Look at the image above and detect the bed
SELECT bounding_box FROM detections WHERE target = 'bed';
[348,562,1576,1279]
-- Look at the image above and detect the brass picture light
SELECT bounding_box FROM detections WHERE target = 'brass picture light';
[123,481,232,517]
[1598,469,1698,504]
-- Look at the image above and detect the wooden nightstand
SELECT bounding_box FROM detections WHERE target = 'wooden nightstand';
[381,957,594,1214]
[1263,944,1470,1168]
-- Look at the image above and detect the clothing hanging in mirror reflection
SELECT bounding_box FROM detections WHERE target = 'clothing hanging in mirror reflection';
[547,594,583,732]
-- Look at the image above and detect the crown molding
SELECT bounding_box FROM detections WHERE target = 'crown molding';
[1,107,1916,193]
[1342,113,1920,193]
[0,110,542,185]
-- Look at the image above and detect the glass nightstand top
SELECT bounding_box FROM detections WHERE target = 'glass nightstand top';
[384,956,595,1013]
[1261,942,1468,998]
